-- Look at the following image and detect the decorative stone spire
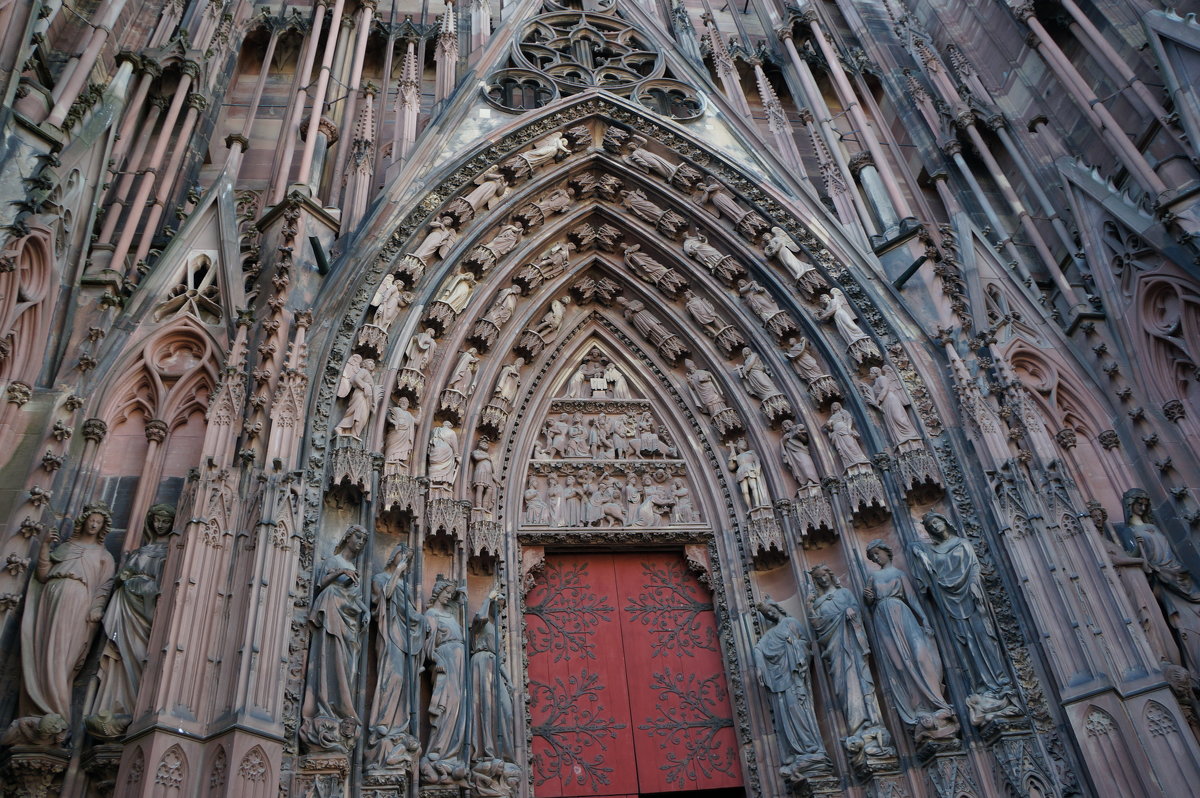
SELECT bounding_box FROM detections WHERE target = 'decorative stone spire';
[397,41,420,161]
[752,60,803,171]
[435,1,458,103]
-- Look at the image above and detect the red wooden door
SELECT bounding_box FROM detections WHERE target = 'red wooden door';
[526,552,742,797]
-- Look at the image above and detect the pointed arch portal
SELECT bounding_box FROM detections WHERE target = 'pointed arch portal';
[310,95,949,796]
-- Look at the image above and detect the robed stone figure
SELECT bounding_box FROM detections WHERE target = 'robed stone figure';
[912,512,1019,725]
[21,503,115,725]
[85,503,176,738]
[421,577,468,784]
[469,588,520,793]
[367,544,424,770]
[1119,487,1200,675]
[808,565,894,767]
[752,598,831,784]
[863,540,957,745]
[301,525,368,752]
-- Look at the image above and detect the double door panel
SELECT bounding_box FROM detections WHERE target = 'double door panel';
[525,551,742,797]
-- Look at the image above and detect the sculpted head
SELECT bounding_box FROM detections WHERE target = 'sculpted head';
[1122,488,1152,525]
[756,596,785,624]
[866,539,893,567]
[921,512,955,542]
[809,563,839,590]
[338,524,368,556]
[74,502,113,543]
[145,503,176,541]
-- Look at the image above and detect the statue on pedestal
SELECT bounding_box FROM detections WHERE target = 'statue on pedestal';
[85,504,176,739]
[301,525,368,753]
[753,598,831,785]
[20,503,116,730]
[367,544,423,771]
[421,577,468,785]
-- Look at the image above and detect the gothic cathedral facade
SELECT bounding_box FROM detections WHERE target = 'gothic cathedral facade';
[0,0,1198,795]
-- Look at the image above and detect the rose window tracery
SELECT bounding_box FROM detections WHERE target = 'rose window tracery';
[486,6,704,120]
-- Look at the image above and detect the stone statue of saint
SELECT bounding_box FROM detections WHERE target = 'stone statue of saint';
[471,438,497,509]
[1119,488,1200,675]
[685,358,727,416]
[301,525,368,753]
[405,328,438,372]
[367,544,423,770]
[492,358,524,406]
[410,216,457,262]
[482,285,522,328]
[470,589,516,769]
[437,271,477,314]
[912,512,1019,725]
[422,577,468,784]
[624,138,680,179]
[515,132,571,171]
[825,402,870,470]
[734,347,781,400]
[682,231,725,272]
[737,279,783,323]
[683,290,726,337]
[862,366,918,446]
[21,503,115,724]
[785,337,825,383]
[816,288,870,347]
[385,397,416,470]
[460,167,508,214]
[695,178,746,220]
[763,227,819,284]
[808,564,894,764]
[334,355,379,440]
[863,540,958,744]
[780,419,819,486]
[530,296,571,342]
[428,422,461,487]
[728,438,769,509]
[479,222,523,260]
[616,296,672,347]
[620,189,669,223]
[85,504,176,738]
[752,598,831,784]
[446,348,479,396]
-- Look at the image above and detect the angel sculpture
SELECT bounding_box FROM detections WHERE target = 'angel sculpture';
[369,274,407,331]
[335,355,381,440]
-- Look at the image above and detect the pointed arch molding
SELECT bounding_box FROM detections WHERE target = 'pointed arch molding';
[296,95,1066,789]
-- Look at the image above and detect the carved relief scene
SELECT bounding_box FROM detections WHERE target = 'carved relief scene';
[0,0,1198,796]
